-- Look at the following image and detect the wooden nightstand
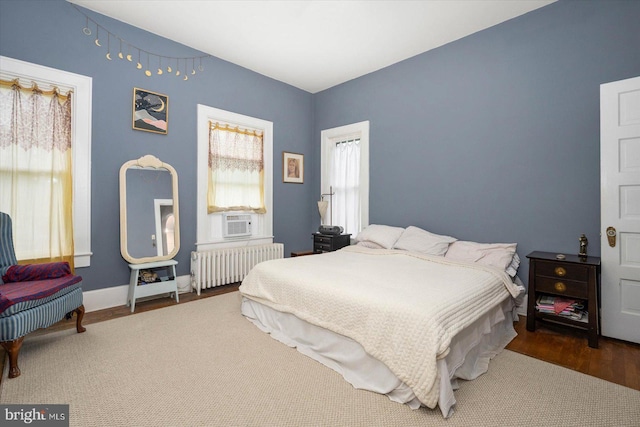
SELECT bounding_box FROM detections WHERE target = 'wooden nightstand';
[290,250,314,257]
[312,233,351,254]
[526,251,601,348]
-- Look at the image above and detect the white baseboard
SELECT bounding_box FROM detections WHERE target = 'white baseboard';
[82,283,129,313]
[516,293,528,317]
[82,274,192,313]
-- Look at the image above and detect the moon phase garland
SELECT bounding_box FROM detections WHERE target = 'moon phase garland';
[72,4,209,81]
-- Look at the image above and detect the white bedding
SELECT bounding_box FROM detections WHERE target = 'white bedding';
[239,245,523,410]
[241,295,517,417]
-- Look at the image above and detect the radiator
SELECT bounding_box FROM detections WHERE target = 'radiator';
[190,243,284,295]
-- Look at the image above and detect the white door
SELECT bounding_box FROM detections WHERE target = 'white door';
[600,75,640,344]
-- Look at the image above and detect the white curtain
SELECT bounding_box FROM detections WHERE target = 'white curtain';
[0,79,75,267]
[207,122,266,213]
[331,139,360,235]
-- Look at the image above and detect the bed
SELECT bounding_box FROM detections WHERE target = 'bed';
[239,225,525,418]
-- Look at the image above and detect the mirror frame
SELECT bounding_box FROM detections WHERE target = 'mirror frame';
[119,154,180,264]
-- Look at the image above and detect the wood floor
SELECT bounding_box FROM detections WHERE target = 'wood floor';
[507,316,640,391]
[2,284,639,392]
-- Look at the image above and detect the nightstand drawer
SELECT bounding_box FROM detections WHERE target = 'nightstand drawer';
[314,242,332,251]
[314,235,333,244]
[536,261,589,281]
[535,276,588,299]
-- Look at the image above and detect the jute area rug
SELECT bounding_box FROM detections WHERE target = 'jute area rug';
[1,291,639,427]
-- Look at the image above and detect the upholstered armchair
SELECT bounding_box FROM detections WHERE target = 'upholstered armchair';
[0,212,86,378]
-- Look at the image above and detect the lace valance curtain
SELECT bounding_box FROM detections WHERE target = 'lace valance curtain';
[0,79,75,268]
[207,122,266,213]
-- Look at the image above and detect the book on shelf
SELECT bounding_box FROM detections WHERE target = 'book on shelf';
[536,295,586,321]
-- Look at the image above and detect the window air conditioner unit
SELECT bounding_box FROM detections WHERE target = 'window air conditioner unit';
[223,214,252,238]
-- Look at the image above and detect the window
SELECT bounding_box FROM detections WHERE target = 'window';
[207,122,266,213]
[321,121,369,237]
[196,105,273,250]
[0,56,92,267]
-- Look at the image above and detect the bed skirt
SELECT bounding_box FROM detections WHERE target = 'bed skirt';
[241,296,518,418]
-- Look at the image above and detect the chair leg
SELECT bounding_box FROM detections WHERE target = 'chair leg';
[74,305,87,333]
[1,337,25,378]
[1,305,86,379]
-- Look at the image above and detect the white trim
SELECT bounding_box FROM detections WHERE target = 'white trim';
[0,56,93,267]
[83,274,191,312]
[196,104,273,248]
[83,284,129,313]
[517,295,528,317]
[320,121,370,234]
[154,198,173,257]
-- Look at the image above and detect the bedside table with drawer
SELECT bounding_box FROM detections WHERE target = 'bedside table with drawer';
[526,251,601,348]
[290,250,314,257]
[312,233,351,253]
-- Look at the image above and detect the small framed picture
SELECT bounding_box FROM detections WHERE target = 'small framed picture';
[133,88,168,134]
[283,152,304,184]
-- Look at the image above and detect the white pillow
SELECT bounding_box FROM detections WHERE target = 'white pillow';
[505,252,521,277]
[356,240,385,249]
[445,241,517,272]
[393,226,457,256]
[355,224,404,249]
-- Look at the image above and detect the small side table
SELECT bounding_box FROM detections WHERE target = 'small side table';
[526,251,600,348]
[291,250,314,257]
[312,233,351,253]
[127,260,179,313]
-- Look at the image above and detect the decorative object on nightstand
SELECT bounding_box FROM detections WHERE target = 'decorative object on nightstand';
[526,251,601,348]
[313,233,351,254]
[314,185,349,253]
[578,234,588,259]
[318,225,343,235]
[318,185,334,226]
[317,199,328,224]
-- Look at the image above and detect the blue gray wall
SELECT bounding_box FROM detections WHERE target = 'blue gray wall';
[313,0,640,282]
[0,0,315,291]
[1,0,639,292]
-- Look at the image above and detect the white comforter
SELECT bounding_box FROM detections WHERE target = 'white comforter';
[239,245,523,409]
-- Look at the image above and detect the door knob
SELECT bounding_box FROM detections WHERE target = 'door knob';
[606,226,616,247]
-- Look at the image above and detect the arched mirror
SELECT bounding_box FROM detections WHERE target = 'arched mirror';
[119,155,180,264]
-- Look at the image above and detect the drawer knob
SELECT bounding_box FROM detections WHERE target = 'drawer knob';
[554,282,566,292]
[554,267,567,277]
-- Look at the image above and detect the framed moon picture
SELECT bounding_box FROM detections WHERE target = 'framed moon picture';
[133,88,168,134]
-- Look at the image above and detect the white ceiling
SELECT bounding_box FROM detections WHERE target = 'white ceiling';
[69,0,555,93]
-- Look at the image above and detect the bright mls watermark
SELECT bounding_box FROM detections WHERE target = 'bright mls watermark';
[1,405,69,426]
